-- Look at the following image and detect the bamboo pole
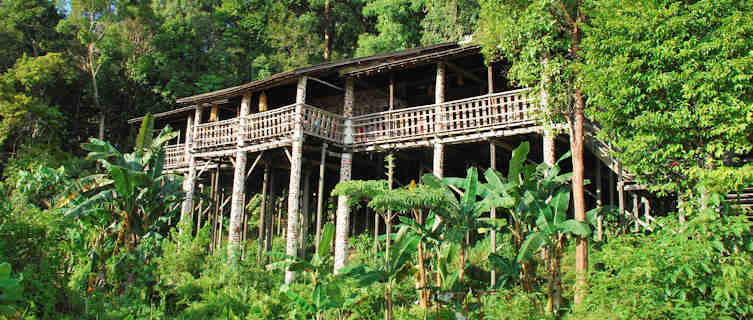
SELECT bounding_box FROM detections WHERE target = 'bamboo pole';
[490,143,497,287]
[258,165,270,265]
[596,162,603,241]
[300,169,311,257]
[315,144,327,252]
[266,168,276,264]
[433,62,446,179]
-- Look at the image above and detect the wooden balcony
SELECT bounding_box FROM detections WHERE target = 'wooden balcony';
[351,89,537,150]
[163,88,540,168]
[164,144,187,169]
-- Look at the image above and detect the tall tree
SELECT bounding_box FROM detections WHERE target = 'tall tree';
[0,0,64,70]
[477,0,590,306]
[583,0,753,197]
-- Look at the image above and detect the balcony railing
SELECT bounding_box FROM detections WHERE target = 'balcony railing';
[195,118,239,150]
[351,89,537,146]
[164,144,186,168]
[301,104,345,142]
[193,104,346,152]
[175,88,537,161]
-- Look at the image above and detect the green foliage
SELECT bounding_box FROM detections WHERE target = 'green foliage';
[0,53,74,149]
[570,206,753,319]
[343,226,419,287]
[0,262,23,317]
[583,0,753,194]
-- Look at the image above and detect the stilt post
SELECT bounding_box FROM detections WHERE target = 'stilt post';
[228,92,251,263]
[285,76,307,284]
[258,165,270,265]
[334,78,354,274]
[180,113,196,233]
[315,143,327,252]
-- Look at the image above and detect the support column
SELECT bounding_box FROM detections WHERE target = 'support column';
[300,169,312,256]
[315,143,327,252]
[180,113,196,232]
[618,164,625,230]
[286,76,307,284]
[489,143,497,287]
[596,163,603,241]
[334,78,354,274]
[257,165,270,265]
[433,62,445,178]
[265,168,275,263]
[228,92,252,262]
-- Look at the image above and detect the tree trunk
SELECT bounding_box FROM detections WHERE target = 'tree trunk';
[323,0,332,61]
[572,88,588,306]
[414,209,428,308]
[384,213,393,320]
[546,238,563,314]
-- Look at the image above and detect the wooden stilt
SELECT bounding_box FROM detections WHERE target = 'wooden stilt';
[334,78,354,274]
[596,162,603,241]
[315,143,327,252]
[490,143,497,287]
[609,169,615,206]
[258,165,270,265]
[265,168,276,264]
[286,76,307,284]
[196,184,204,234]
[433,62,446,179]
[180,113,196,234]
[300,169,311,257]
[632,193,639,232]
[228,92,252,263]
[618,164,625,232]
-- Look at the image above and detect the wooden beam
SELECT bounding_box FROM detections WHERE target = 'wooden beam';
[445,60,485,85]
[310,77,344,92]
[245,151,264,179]
[284,147,292,163]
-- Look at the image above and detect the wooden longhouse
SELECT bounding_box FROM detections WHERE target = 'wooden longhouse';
[128,41,651,280]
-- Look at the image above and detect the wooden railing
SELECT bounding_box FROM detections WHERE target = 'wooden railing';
[351,89,536,145]
[187,88,537,153]
[241,105,296,144]
[195,118,239,150]
[302,104,345,143]
[164,144,186,168]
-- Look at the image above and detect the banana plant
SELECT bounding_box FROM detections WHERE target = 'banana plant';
[267,223,341,320]
[422,167,488,284]
[341,226,419,320]
[481,141,573,292]
[64,114,183,254]
[517,186,591,314]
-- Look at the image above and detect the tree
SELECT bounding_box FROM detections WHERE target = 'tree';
[58,0,121,141]
[477,0,590,306]
[0,53,75,152]
[0,0,64,69]
[582,0,753,197]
